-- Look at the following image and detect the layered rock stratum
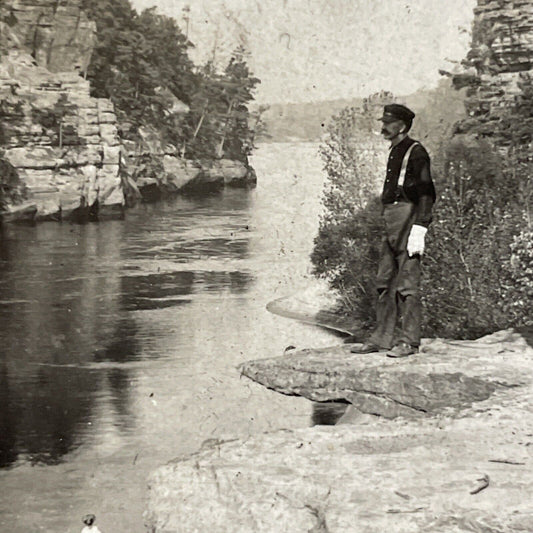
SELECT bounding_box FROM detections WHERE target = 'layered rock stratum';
[0,0,256,222]
[0,0,124,220]
[0,51,124,220]
[453,0,533,137]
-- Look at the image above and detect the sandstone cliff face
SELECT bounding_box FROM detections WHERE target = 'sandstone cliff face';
[0,50,123,220]
[0,1,257,221]
[0,0,123,221]
[454,0,533,136]
[7,0,96,73]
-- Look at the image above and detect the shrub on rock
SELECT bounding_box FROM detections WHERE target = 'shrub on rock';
[311,85,532,339]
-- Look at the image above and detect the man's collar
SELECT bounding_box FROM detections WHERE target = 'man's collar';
[390,135,411,150]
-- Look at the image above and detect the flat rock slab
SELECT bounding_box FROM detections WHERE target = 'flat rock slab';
[239,330,533,418]
[146,405,533,533]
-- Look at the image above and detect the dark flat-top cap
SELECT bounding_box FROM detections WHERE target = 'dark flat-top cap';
[379,104,415,123]
[83,514,96,525]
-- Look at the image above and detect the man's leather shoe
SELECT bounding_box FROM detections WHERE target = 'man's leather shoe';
[386,342,419,358]
[350,342,382,354]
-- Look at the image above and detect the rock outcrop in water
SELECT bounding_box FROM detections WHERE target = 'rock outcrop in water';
[0,0,256,223]
[0,0,123,221]
[123,127,256,203]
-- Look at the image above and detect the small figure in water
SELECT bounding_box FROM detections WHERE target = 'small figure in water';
[81,514,102,533]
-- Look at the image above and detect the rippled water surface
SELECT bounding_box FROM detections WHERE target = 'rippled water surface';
[0,143,340,533]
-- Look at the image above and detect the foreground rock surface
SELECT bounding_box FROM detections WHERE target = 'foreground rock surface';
[146,331,533,532]
[146,402,533,532]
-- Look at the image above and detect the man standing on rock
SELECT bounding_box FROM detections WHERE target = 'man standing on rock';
[351,104,436,358]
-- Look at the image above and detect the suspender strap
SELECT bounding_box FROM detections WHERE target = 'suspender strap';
[398,142,419,187]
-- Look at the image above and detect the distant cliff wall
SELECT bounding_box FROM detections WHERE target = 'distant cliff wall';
[0,0,123,221]
[6,0,96,73]
[454,0,533,139]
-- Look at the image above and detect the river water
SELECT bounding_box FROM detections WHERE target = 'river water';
[0,142,341,533]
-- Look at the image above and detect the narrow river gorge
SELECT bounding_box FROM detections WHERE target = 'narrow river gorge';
[0,142,340,533]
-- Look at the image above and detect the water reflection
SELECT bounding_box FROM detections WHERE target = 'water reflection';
[92,319,139,362]
[0,222,130,467]
[0,189,255,468]
[0,143,343,533]
[121,271,194,310]
[133,237,251,261]
[119,270,252,311]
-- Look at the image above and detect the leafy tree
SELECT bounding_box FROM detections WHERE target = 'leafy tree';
[183,49,260,161]
[219,47,261,161]
[182,61,226,159]
[135,8,196,105]
[421,137,525,337]
[81,2,260,163]
[81,0,138,95]
[81,0,197,142]
[311,94,391,330]
[248,104,271,144]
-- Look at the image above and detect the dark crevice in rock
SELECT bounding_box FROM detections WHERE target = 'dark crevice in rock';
[312,401,349,426]
[348,388,429,414]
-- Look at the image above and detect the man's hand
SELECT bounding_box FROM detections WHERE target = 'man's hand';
[407,225,427,256]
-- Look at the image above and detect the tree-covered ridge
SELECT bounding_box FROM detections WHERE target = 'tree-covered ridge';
[81,0,260,161]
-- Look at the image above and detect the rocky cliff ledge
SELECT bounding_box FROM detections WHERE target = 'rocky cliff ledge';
[0,0,256,223]
[146,329,533,533]
[239,330,528,419]
[453,0,533,137]
[0,0,122,221]
[0,49,124,221]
